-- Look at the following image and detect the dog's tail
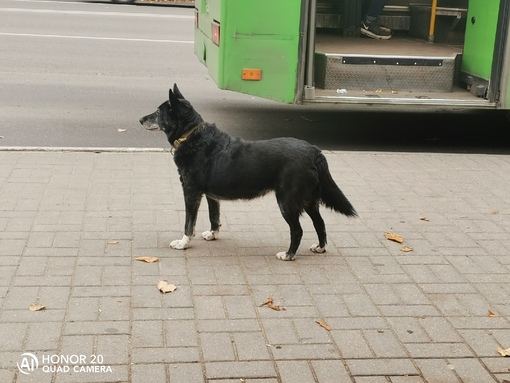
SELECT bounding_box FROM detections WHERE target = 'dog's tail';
[316,153,357,217]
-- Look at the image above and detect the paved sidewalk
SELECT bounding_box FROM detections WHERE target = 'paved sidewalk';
[0,149,510,383]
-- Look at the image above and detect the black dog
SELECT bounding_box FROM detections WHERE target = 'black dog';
[140,84,357,261]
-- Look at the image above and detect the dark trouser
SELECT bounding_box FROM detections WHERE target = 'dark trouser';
[365,0,387,22]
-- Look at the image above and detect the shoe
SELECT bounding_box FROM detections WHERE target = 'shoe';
[361,20,392,40]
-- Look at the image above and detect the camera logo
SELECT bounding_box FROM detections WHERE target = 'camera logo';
[17,353,39,375]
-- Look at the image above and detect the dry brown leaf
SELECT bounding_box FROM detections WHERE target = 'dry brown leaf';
[492,210,499,215]
[420,217,429,221]
[260,295,286,311]
[107,240,119,244]
[157,280,177,293]
[488,309,498,317]
[135,256,159,263]
[260,295,274,307]
[400,246,413,253]
[497,346,510,357]
[29,303,45,311]
[315,319,331,331]
[268,303,286,311]
[385,232,404,244]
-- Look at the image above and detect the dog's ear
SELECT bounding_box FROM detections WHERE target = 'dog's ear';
[169,89,181,109]
[173,83,185,99]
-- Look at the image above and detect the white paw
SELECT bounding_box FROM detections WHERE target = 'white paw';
[170,235,191,250]
[310,244,326,254]
[202,230,218,241]
[276,251,295,261]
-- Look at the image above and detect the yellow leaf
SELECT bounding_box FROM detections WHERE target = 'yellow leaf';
[29,303,45,311]
[385,232,404,244]
[135,256,159,263]
[497,346,510,357]
[157,280,177,293]
[400,246,413,253]
[315,319,331,331]
[488,309,498,317]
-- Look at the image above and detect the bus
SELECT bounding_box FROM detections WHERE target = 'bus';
[193,0,510,111]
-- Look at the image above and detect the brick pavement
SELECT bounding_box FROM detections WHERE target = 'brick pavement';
[0,149,509,382]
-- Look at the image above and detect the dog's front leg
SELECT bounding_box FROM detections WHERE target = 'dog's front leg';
[202,196,221,241]
[170,192,202,250]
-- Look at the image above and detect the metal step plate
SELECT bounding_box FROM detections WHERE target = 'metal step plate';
[314,52,459,92]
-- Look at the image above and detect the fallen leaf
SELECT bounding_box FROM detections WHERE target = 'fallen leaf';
[492,210,499,215]
[315,319,331,331]
[260,295,274,307]
[385,232,404,244]
[260,295,286,311]
[400,246,413,253]
[488,309,498,317]
[420,217,429,221]
[135,256,159,263]
[0,136,4,139]
[107,240,119,244]
[29,303,45,311]
[117,128,127,132]
[497,346,510,357]
[268,303,286,311]
[157,280,177,293]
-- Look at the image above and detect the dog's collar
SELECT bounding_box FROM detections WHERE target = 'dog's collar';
[172,122,206,149]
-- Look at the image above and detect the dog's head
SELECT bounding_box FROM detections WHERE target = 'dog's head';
[139,83,204,144]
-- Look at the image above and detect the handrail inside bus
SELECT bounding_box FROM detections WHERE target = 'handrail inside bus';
[305,0,317,90]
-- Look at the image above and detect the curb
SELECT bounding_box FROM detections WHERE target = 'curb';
[0,146,171,153]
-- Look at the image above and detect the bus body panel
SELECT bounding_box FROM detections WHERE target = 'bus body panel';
[461,0,500,80]
[194,0,302,103]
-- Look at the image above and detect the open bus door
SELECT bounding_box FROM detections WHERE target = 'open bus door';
[194,0,510,110]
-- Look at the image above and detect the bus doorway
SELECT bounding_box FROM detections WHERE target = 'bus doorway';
[304,0,506,108]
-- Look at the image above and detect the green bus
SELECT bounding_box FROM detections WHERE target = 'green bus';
[194,0,510,110]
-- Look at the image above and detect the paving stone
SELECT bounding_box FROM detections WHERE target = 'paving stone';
[277,360,315,382]
[233,332,272,360]
[200,332,235,361]
[205,361,276,380]
[131,364,167,383]
[347,358,418,376]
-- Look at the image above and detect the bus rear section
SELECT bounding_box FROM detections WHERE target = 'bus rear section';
[194,0,510,110]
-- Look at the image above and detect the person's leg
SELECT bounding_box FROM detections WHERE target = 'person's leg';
[361,0,391,39]
[365,0,387,22]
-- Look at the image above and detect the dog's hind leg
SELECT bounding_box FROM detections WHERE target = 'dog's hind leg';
[171,192,202,250]
[275,196,303,261]
[202,196,221,241]
[306,203,327,254]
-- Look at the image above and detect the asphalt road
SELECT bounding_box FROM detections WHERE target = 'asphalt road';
[1,0,509,153]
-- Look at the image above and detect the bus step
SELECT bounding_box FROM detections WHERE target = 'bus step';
[314,53,460,92]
